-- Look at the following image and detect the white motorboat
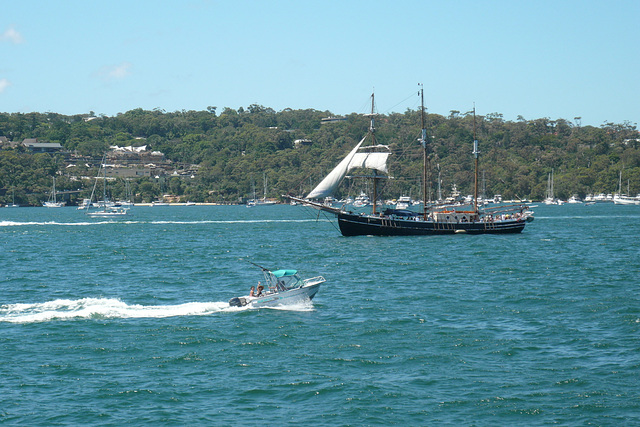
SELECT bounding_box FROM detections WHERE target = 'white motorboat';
[352,191,371,207]
[567,195,583,204]
[396,195,413,210]
[229,265,325,308]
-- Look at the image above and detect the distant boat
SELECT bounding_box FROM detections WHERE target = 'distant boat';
[288,89,533,236]
[6,189,19,208]
[544,170,563,205]
[588,193,611,203]
[247,173,276,207]
[43,177,66,208]
[351,191,371,208]
[77,198,91,210]
[396,195,413,210]
[567,195,583,204]
[115,179,134,207]
[84,155,130,217]
[613,170,639,205]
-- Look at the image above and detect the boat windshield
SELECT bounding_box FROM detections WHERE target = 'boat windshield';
[264,269,302,291]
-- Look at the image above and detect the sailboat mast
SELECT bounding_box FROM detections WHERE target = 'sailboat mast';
[419,85,428,220]
[437,165,442,201]
[263,172,267,202]
[102,156,107,206]
[472,106,479,214]
[368,92,378,215]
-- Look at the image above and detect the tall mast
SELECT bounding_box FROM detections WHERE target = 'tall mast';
[263,172,268,201]
[418,84,428,220]
[472,105,479,214]
[367,92,378,215]
[437,164,442,201]
[102,155,107,205]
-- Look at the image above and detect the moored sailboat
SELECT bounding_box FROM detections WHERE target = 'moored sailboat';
[43,176,66,207]
[544,169,563,205]
[6,188,19,208]
[288,88,533,236]
[84,156,130,217]
[613,170,640,205]
[247,173,276,207]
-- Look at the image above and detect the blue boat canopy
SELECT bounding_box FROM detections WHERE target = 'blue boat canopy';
[271,269,297,278]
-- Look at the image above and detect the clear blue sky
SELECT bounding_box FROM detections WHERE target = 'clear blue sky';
[2,0,638,126]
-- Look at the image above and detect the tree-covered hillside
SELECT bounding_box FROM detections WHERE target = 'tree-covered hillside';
[0,105,638,206]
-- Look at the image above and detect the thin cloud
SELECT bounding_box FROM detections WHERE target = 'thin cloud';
[1,26,24,44]
[0,78,11,93]
[95,62,133,81]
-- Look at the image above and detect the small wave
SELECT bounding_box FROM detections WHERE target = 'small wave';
[149,219,329,224]
[264,300,316,312]
[0,297,234,323]
[0,220,126,227]
[0,219,329,227]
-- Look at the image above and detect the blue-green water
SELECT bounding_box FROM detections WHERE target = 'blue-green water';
[1,204,639,425]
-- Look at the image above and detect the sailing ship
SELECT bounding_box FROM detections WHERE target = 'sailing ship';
[288,89,533,236]
[43,176,66,207]
[84,156,130,217]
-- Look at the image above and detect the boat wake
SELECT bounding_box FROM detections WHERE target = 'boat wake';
[0,297,313,324]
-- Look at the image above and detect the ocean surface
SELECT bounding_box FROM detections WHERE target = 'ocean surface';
[1,203,639,425]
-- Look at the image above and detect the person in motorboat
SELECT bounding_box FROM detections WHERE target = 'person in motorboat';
[228,263,325,308]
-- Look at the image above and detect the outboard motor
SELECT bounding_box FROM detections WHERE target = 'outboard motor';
[228,297,248,307]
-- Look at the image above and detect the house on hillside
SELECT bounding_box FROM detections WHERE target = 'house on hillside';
[22,138,63,153]
[104,165,153,178]
[108,145,165,161]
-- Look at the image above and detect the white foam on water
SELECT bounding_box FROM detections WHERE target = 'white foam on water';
[264,300,316,312]
[0,297,236,323]
[0,296,315,323]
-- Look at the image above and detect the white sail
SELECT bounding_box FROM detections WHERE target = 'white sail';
[306,137,390,199]
[349,152,389,174]
[307,137,366,199]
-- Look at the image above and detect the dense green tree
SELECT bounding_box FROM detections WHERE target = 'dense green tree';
[0,106,638,205]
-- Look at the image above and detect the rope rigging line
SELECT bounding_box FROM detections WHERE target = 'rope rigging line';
[381,90,421,116]
[290,90,423,199]
[297,202,341,233]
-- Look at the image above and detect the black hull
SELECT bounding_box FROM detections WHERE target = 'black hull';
[337,212,526,236]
